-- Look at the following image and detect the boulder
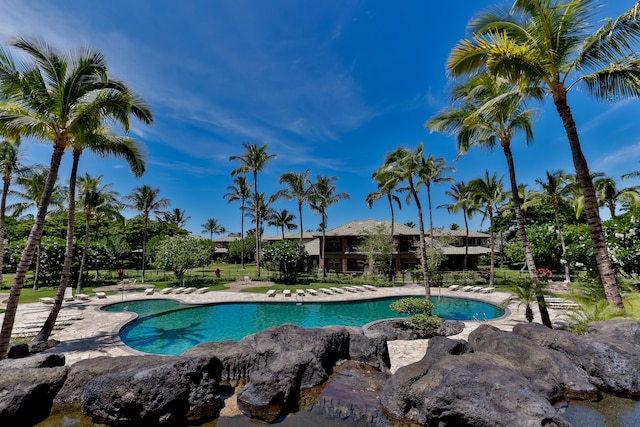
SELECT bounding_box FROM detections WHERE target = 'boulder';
[0,366,68,427]
[468,324,598,400]
[514,322,640,396]
[0,352,65,370]
[437,319,465,337]
[82,356,223,426]
[6,343,29,359]
[183,340,260,386]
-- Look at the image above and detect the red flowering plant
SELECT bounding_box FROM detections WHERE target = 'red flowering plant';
[536,268,553,281]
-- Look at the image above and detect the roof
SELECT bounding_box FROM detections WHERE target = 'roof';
[263,231,317,242]
[440,246,493,256]
[319,219,420,237]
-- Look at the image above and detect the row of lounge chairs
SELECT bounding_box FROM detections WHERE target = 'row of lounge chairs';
[543,296,580,310]
[266,284,378,297]
[447,285,495,293]
[155,287,209,295]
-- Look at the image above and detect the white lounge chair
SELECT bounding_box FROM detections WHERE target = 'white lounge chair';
[159,287,174,294]
[182,287,196,294]
[194,287,209,294]
[296,289,306,296]
[266,289,276,297]
[283,289,292,297]
[318,288,333,294]
[343,286,358,293]
[144,288,155,295]
[40,297,55,304]
[95,292,107,299]
[481,287,494,293]
[306,289,318,296]
[363,285,377,291]
[75,293,90,300]
[330,287,344,294]
[470,286,484,292]
[447,285,461,291]
[461,285,475,292]
[64,287,74,301]
[352,286,367,292]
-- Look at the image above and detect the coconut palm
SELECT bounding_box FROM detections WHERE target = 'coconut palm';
[438,181,474,271]
[501,281,547,323]
[125,185,169,282]
[201,218,226,240]
[427,73,551,327]
[468,171,505,288]
[267,208,297,240]
[230,142,277,276]
[593,176,640,219]
[418,154,455,248]
[366,166,402,280]
[0,38,152,359]
[446,0,640,310]
[383,144,431,298]
[246,192,270,241]
[223,176,252,269]
[0,136,25,288]
[159,208,191,229]
[310,175,350,280]
[271,169,312,248]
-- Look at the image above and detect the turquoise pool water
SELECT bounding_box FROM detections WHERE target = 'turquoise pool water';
[103,295,504,355]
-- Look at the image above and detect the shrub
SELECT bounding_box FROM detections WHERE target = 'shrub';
[405,314,443,331]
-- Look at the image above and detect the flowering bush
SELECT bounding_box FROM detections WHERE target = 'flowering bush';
[479,269,494,282]
[536,268,553,281]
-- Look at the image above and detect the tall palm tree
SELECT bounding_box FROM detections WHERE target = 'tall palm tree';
[230,142,277,277]
[246,192,270,245]
[223,176,252,269]
[0,38,152,359]
[159,208,191,229]
[125,185,169,282]
[447,0,640,310]
[267,208,297,240]
[310,175,350,280]
[383,144,432,298]
[427,73,551,327]
[531,171,577,283]
[10,168,66,290]
[419,154,455,248]
[201,218,226,240]
[271,169,312,248]
[593,176,640,219]
[366,166,402,280]
[0,136,25,288]
[438,181,473,272]
[468,171,505,288]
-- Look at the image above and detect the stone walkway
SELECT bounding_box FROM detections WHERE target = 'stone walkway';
[0,283,569,372]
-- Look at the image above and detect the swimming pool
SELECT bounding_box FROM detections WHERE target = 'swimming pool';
[104,296,505,355]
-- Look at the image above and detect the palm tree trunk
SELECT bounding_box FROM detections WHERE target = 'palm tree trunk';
[552,91,624,310]
[427,184,434,249]
[33,241,42,290]
[142,214,148,282]
[240,203,245,269]
[254,171,261,277]
[388,194,395,281]
[321,210,327,280]
[34,151,80,344]
[76,208,91,294]
[463,214,469,272]
[0,144,65,360]
[0,176,10,290]
[410,179,430,300]
[488,212,495,288]
[502,143,552,328]
[553,203,571,283]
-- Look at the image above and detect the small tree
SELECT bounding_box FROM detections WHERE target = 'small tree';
[390,297,443,333]
[153,236,211,287]
[360,224,395,279]
[262,240,308,283]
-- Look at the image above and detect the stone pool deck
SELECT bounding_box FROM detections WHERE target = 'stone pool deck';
[0,283,572,372]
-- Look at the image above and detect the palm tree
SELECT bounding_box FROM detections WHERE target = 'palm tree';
[10,168,66,290]
[159,208,191,229]
[439,181,473,271]
[125,185,169,282]
[404,221,417,228]
[310,175,350,280]
[246,192,270,245]
[267,208,297,240]
[366,166,402,280]
[271,169,312,248]
[593,176,640,219]
[531,171,576,283]
[201,218,226,240]
[419,154,455,248]
[427,73,551,327]
[223,176,252,269]
[446,0,640,310]
[230,142,277,277]
[0,136,25,288]
[468,171,505,288]
[383,144,431,298]
[0,38,152,359]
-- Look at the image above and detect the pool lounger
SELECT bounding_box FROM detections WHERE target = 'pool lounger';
[159,287,174,294]
[330,287,345,294]
[447,285,461,291]
[95,292,107,299]
[172,287,186,294]
[481,287,494,293]
[296,289,305,296]
[75,293,91,300]
[266,289,276,297]
[352,286,367,292]
[283,289,292,297]
[144,288,155,295]
[461,285,475,292]
[306,289,318,296]
[343,286,358,293]
[318,288,334,294]
[363,285,377,291]
[470,286,484,292]
[182,287,197,294]
[194,287,209,294]
[40,297,55,304]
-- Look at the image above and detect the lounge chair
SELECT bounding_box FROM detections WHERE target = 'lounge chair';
[330,287,344,294]
[40,297,55,304]
[266,289,276,297]
[481,287,494,293]
[144,288,155,296]
[296,289,305,297]
[283,289,292,297]
[159,287,174,294]
[75,293,91,300]
[182,287,196,294]
[343,286,358,293]
[95,292,107,299]
[318,288,333,294]
[447,285,461,291]
[470,286,484,292]
[64,287,74,301]
[194,287,209,294]
[352,286,367,292]
[461,285,475,292]
[306,289,318,296]
[363,285,377,291]
[172,287,186,294]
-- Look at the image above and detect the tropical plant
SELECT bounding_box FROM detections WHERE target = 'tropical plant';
[593,175,640,219]
[418,154,455,247]
[446,0,640,310]
[390,297,443,332]
[501,281,547,323]
[124,185,169,282]
[230,142,276,277]
[201,218,226,240]
[153,236,211,287]
[439,181,474,271]
[310,175,350,279]
[0,38,152,359]
[271,169,312,247]
[261,240,308,283]
[267,208,297,240]
[158,208,190,229]
[223,175,252,269]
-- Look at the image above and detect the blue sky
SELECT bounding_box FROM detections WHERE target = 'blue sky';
[1,1,639,237]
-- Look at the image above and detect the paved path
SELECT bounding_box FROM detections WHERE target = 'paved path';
[0,283,568,372]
